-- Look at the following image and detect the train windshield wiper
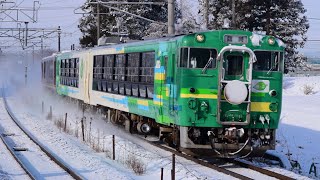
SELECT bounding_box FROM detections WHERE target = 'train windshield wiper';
[267,55,279,75]
[202,57,214,74]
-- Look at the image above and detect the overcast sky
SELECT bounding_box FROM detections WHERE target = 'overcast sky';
[300,0,320,56]
[1,0,319,56]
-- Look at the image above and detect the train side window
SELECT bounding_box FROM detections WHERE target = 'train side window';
[75,58,79,78]
[127,53,140,82]
[115,54,126,81]
[141,51,155,84]
[94,55,103,79]
[104,55,114,80]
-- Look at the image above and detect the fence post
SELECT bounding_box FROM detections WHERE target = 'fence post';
[42,101,44,114]
[48,106,52,120]
[161,167,164,180]
[81,117,85,141]
[171,154,175,180]
[64,113,67,132]
[112,135,115,160]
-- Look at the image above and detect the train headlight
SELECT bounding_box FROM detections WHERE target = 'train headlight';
[269,90,277,97]
[268,37,275,45]
[190,87,196,93]
[196,34,205,42]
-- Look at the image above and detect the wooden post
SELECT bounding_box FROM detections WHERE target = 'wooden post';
[97,129,100,151]
[112,135,115,160]
[49,106,52,120]
[64,113,67,132]
[161,167,164,180]
[81,117,85,141]
[171,154,175,180]
[107,108,111,123]
[42,101,44,114]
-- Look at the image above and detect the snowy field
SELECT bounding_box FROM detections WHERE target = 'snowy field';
[275,76,320,178]
[0,73,319,179]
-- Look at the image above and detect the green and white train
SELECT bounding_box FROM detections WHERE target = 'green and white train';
[42,30,285,157]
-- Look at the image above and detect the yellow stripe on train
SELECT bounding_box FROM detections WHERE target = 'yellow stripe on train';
[155,73,165,80]
[250,102,274,112]
[137,100,148,106]
[180,94,218,99]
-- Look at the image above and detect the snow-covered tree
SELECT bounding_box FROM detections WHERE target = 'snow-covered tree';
[198,0,309,69]
[79,0,167,47]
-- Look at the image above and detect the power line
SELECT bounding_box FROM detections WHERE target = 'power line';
[308,17,320,20]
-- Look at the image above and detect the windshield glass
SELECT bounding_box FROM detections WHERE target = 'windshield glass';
[180,48,217,68]
[225,55,243,76]
[254,51,283,72]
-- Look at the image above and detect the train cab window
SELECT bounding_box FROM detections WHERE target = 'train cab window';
[254,51,282,72]
[180,48,189,68]
[180,48,217,68]
[225,55,243,76]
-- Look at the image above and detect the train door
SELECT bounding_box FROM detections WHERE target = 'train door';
[217,46,256,125]
[83,52,91,104]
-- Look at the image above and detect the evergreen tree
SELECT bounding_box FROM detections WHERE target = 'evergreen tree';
[78,0,167,47]
[199,0,309,69]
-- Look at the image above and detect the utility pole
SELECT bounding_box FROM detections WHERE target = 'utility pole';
[168,0,175,35]
[204,0,209,30]
[231,0,235,29]
[58,26,61,52]
[97,1,100,43]
[24,22,29,49]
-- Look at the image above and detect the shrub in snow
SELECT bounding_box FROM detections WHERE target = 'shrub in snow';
[125,155,146,175]
[302,84,314,95]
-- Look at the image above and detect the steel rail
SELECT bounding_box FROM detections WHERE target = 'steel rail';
[2,95,85,180]
[147,140,253,180]
[233,159,295,180]
[146,139,297,180]
[0,132,36,180]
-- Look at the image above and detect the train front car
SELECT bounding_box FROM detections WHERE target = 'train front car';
[176,30,284,157]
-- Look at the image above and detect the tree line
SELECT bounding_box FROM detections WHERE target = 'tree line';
[78,0,309,69]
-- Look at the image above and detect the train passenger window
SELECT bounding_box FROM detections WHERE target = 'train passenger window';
[59,58,79,87]
[141,51,155,83]
[75,58,79,78]
[254,51,281,72]
[93,55,103,79]
[103,55,114,80]
[225,55,243,75]
[127,53,140,82]
[180,48,217,68]
[115,54,126,81]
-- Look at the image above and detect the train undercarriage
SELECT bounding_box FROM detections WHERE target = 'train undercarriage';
[104,108,275,158]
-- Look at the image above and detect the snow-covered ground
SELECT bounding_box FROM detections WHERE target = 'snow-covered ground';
[3,86,235,179]
[276,76,320,179]
[1,73,319,179]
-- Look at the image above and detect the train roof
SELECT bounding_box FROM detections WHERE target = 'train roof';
[44,29,285,59]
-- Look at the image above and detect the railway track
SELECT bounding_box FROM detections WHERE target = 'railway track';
[136,135,295,180]
[0,95,84,180]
